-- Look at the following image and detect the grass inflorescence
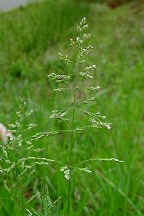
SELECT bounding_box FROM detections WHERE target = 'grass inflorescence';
[0,0,144,215]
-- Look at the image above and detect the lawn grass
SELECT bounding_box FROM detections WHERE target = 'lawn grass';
[0,0,144,215]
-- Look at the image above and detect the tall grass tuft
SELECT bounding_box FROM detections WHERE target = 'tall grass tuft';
[48,17,123,215]
[0,98,61,215]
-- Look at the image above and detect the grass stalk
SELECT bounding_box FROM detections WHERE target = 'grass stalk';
[68,88,76,216]
[68,34,80,214]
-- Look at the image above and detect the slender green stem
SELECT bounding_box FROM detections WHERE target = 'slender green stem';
[68,89,76,216]
[21,188,24,216]
[68,33,81,215]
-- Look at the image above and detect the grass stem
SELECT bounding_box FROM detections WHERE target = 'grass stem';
[68,88,76,216]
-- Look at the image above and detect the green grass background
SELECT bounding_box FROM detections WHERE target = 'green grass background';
[0,0,144,215]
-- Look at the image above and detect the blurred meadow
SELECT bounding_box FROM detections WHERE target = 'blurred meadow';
[0,0,144,215]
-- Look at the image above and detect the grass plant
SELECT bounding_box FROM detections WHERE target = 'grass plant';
[48,17,123,215]
[0,0,144,215]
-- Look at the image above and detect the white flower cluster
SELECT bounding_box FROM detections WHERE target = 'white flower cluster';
[95,112,106,120]
[60,165,70,181]
[77,17,88,32]
[91,118,111,130]
[30,131,59,142]
[27,123,37,130]
[78,45,93,58]
[48,73,70,83]
[17,134,22,146]
[84,97,96,104]
[82,33,91,40]
[58,52,73,64]
[53,87,69,92]
[70,17,91,48]
[87,86,100,91]
[79,64,96,79]
[19,98,26,109]
[79,167,92,173]
[50,110,67,119]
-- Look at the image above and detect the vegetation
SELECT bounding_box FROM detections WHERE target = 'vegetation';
[0,0,144,215]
